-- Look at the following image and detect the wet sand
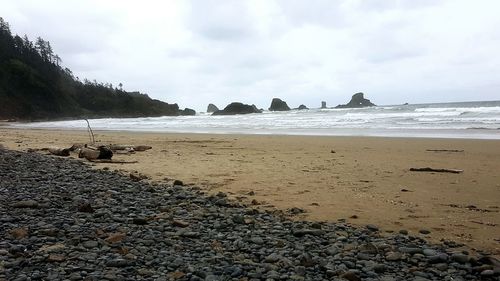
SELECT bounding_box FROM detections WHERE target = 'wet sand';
[1,127,499,255]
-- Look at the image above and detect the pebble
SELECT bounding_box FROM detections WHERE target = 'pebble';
[82,241,98,249]
[451,253,469,264]
[419,229,431,235]
[385,252,402,261]
[0,149,498,281]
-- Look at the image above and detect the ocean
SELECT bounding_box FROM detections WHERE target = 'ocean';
[11,101,500,139]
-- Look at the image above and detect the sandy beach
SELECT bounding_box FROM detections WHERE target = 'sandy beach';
[1,127,499,255]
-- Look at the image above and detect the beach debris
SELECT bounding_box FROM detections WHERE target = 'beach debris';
[470,220,497,227]
[410,167,463,174]
[445,204,496,213]
[89,159,138,164]
[426,149,464,152]
[78,145,113,160]
[69,143,85,151]
[287,207,306,215]
[48,147,71,156]
[84,119,95,144]
[109,144,152,152]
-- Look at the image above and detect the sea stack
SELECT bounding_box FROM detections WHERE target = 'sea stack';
[296,104,309,110]
[335,92,375,108]
[207,104,219,113]
[269,98,291,111]
[180,108,196,116]
[321,101,327,109]
[212,102,262,115]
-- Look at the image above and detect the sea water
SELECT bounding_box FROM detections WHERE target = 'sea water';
[12,101,500,139]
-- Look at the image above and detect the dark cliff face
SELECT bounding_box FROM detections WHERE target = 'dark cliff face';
[212,102,262,115]
[335,93,375,108]
[269,98,291,111]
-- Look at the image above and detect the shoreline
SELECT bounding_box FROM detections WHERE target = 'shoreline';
[5,123,500,140]
[1,127,499,255]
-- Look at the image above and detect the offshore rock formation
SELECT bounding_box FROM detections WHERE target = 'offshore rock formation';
[336,92,375,108]
[207,104,219,113]
[212,102,262,115]
[269,98,291,111]
[321,101,327,109]
[180,108,196,116]
[296,104,309,110]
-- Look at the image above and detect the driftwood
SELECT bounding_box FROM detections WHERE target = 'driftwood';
[113,150,136,155]
[69,143,85,151]
[78,146,113,160]
[426,149,464,153]
[88,159,138,164]
[109,144,152,152]
[48,147,71,156]
[410,167,463,174]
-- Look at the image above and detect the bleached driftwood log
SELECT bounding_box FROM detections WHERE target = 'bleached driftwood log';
[109,144,152,152]
[89,159,138,164]
[48,147,71,156]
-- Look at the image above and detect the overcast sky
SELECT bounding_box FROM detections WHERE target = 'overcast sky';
[2,0,500,111]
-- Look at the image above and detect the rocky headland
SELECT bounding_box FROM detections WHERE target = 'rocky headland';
[1,148,499,280]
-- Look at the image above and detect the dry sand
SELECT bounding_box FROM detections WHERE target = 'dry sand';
[1,127,499,255]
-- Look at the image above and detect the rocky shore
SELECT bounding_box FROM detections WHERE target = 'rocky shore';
[1,149,499,281]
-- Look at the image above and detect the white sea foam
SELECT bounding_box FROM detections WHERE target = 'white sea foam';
[11,101,500,139]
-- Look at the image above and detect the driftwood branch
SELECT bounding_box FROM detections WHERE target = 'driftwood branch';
[426,149,464,153]
[84,119,95,145]
[410,167,463,174]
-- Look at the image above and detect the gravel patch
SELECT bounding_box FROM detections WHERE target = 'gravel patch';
[1,149,499,280]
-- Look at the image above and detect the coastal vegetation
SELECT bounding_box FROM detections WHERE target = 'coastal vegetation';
[0,17,187,120]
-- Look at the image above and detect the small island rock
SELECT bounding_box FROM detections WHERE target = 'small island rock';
[207,103,219,113]
[212,102,262,115]
[269,98,291,111]
[336,92,375,108]
[296,104,309,110]
[180,108,196,116]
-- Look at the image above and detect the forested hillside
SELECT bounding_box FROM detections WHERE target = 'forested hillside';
[0,17,190,120]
